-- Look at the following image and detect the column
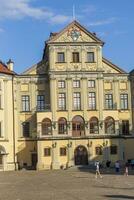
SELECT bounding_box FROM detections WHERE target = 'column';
[66,77,72,137]
[81,46,86,70]
[49,46,55,71]
[97,74,104,134]
[3,79,8,139]
[37,141,43,170]
[51,141,60,169]
[113,78,119,109]
[67,140,74,167]
[87,140,93,164]
[81,77,87,118]
[50,76,57,136]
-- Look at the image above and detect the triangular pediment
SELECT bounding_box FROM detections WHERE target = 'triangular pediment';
[47,20,104,44]
[102,58,126,74]
[22,61,47,75]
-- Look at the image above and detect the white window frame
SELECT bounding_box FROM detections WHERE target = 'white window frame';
[88,80,95,88]
[73,80,80,88]
[58,80,65,88]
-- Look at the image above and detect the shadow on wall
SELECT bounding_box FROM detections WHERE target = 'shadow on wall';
[16,139,37,170]
[17,114,38,170]
[103,195,134,199]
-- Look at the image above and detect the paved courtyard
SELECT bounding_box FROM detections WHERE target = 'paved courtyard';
[0,168,134,200]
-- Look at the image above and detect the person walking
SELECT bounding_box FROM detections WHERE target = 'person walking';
[124,162,129,176]
[106,160,111,172]
[115,160,120,173]
[95,161,102,178]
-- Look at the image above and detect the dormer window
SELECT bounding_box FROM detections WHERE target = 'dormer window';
[87,52,94,63]
[57,52,65,63]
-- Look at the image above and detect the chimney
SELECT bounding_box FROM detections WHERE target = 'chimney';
[7,59,14,71]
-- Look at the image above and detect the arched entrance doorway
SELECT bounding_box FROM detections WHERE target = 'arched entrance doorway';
[72,115,85,137]
[74,145,88,165]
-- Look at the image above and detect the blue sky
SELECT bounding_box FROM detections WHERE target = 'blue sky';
[0,0,134,73]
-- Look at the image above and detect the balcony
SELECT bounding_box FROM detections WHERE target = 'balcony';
[36,104,51,112]
[37,120,131,139]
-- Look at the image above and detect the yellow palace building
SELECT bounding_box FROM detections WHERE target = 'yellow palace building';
[0,20,134,170]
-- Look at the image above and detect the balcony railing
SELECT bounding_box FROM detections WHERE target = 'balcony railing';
[37,120,131,138]
[36,104,51,112]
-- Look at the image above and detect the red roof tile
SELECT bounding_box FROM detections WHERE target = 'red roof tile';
[0,62,14,75]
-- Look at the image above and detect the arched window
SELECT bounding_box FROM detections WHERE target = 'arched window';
[42,118,52,135]
[89,117,99,134]
[58,118,67,134]
[72,115,85,137]
[95,146,103,155]
[105,117,115,134]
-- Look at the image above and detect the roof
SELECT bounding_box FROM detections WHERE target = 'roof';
[47,20,104,45]
[102,57,127,74]
[0,61,14,75]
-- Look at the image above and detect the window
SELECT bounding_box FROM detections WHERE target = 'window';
[37,95,45,111]
[42,118,52,135]
[58,80,65,88]
[88,92,96,110]
[0,122,2,137]
[44,148,51,156]
[22,95,30,111]
[58,118,67,134]
[95,146,102,155]
[22,122,30,137]
[60,147,66,156]
[105,94,113,109]
[87,52,94,63]
[57,52,65,63]
[88,80,95,88]
[58,93,66,110]
[120,94,128,110]
[73,92,81,110]
[90,117,99,134]
[105,117,115,134]
[0,95,1,109]
[110,145,117,155]
[73,80,80,88]
[122,120,129,135]
[72,52,79,63]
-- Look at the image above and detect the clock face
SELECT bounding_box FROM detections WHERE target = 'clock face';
[68,27,81,41]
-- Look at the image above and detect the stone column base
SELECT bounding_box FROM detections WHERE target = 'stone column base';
[66,160,74,168]
[51,162,60,170]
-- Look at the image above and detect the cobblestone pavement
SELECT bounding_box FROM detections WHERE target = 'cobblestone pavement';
[0,168,134,200]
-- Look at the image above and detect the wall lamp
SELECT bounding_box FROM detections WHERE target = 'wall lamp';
[84,122,89,129]
[52,122,56,129]
[52,142,57,148]
[67,141,72,148]
[99,121,103,129]
[87,141,92,148]
[67,122,71,129]
[102,140,108,147]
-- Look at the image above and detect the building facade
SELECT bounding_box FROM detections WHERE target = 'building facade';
[0,61,15,171]
[0,21,134,171]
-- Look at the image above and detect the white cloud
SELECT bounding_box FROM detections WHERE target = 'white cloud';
[49,15,71,24]
[0,0,71,24]
[88,17,118,26]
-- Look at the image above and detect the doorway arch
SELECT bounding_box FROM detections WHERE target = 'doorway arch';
[74,145,88,165]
